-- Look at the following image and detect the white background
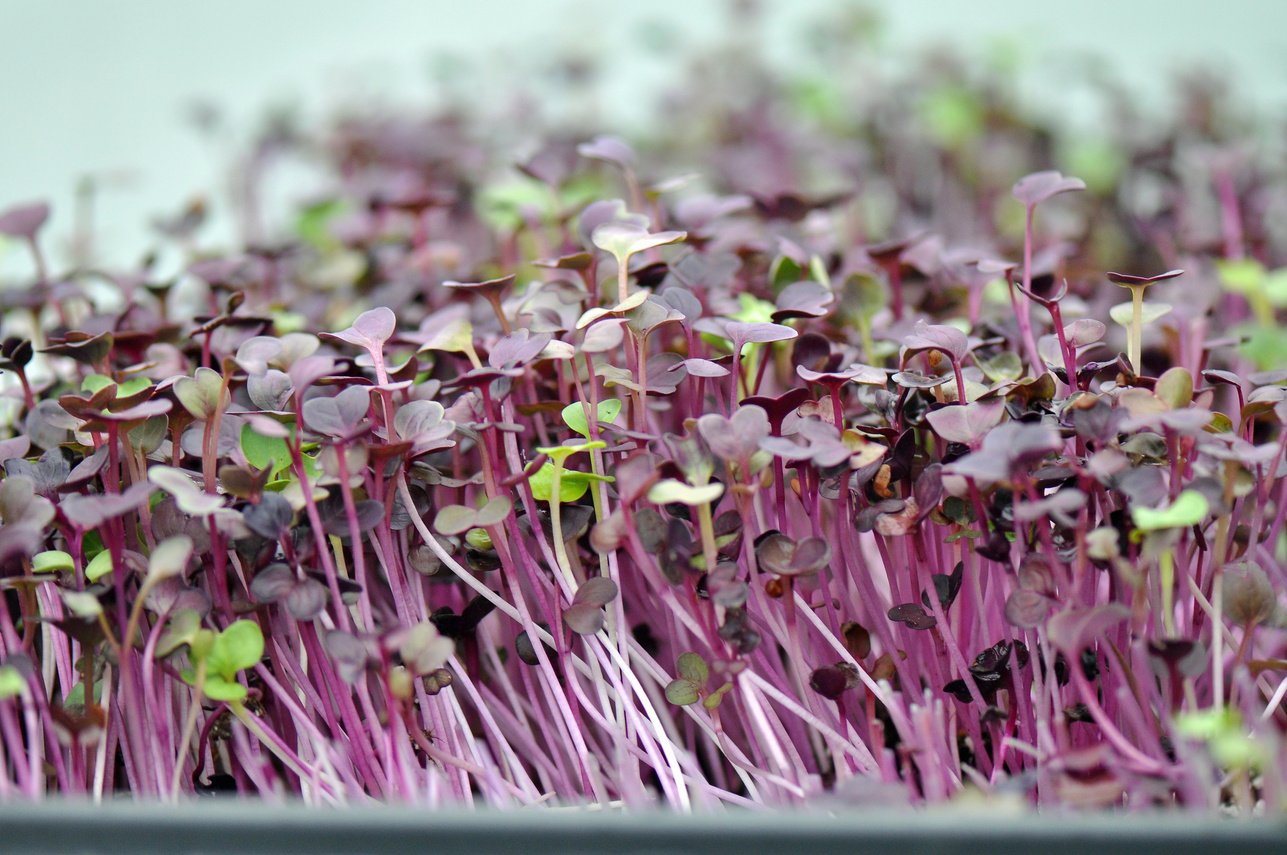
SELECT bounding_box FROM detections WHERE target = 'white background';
[2,0,1285,270]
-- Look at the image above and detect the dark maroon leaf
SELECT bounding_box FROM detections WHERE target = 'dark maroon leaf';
[1106,269,1185,287]
[921,561,964,612]
[243,493,294,540]
[888,603,937,631]
[573,577,619,608]
[250,564,296,603]
[564,602,607,636]
[809,666,850,700]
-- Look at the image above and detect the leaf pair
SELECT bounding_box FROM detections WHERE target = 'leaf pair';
[563,577,619,636]
[181,620,265,702]
[433,496,513,536]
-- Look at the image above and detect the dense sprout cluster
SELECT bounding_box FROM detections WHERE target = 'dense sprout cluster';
[1,16,1287,811]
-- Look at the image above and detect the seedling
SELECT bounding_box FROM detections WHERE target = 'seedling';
[1107,269,1184,376]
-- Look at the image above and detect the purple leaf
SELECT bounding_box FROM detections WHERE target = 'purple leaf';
[303,385,370,438]
[658,288,704,326]
[577,199,632,248]
[250,564,296,603]
[772,280,835,321]
[0,201,51,240]
[285,579,328,620]
[247,370,293,412]
[1011,171,1086,207]
[924,399,1006,445]
[1064,319,1107,348]
[698,405,769,465]
[890,370,951,390]
[242,493,294,540]
[287,355,336,396]
[672,193,751,230]
[1005,589,1052,628]
[324,307,396,351]
[724,321,798,348]
[235,337,284,375]
[564,602,607,636]
[903,320,969,363]
[61,481,154,530]
[0,436,31,464]
[755,532,830,576]
[1013,487,1087,526]
[797,363,888,387]
[1047,604,1130,656]
[945,422,1063,484]
[679,357,729,378]
[577,134,637,169]
[489,330,553,369]
[5,448,68,496]
[573,577,619,608]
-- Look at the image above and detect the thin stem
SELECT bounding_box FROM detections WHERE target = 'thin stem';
[1128,284,1145,376]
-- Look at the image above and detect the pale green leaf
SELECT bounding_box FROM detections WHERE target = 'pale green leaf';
[648,479,724,507]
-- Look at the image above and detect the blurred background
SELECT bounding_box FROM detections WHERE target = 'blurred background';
[2,0,1285,270]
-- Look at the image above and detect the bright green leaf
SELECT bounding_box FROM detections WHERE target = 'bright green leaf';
[1215,258,1265,296]
[200,674,248,702]
[81,374,115,395]
[1133,489,1209,532]
[241,424,297,477]
[561,399,623,439]
[209,620,264,680]
[535,440,606,465]
[1238,324,1287,372]
[529,463,612,504]
[465,528,494,550]
[769,255,803,290]
[85,550,114,582]
[117,377,152,397]
[731,293,775,325]
[702,682,733,711]
[32,550,73,574]
[0,666,25,699]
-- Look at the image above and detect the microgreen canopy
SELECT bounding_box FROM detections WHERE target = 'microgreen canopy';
[0,11,1284,815]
